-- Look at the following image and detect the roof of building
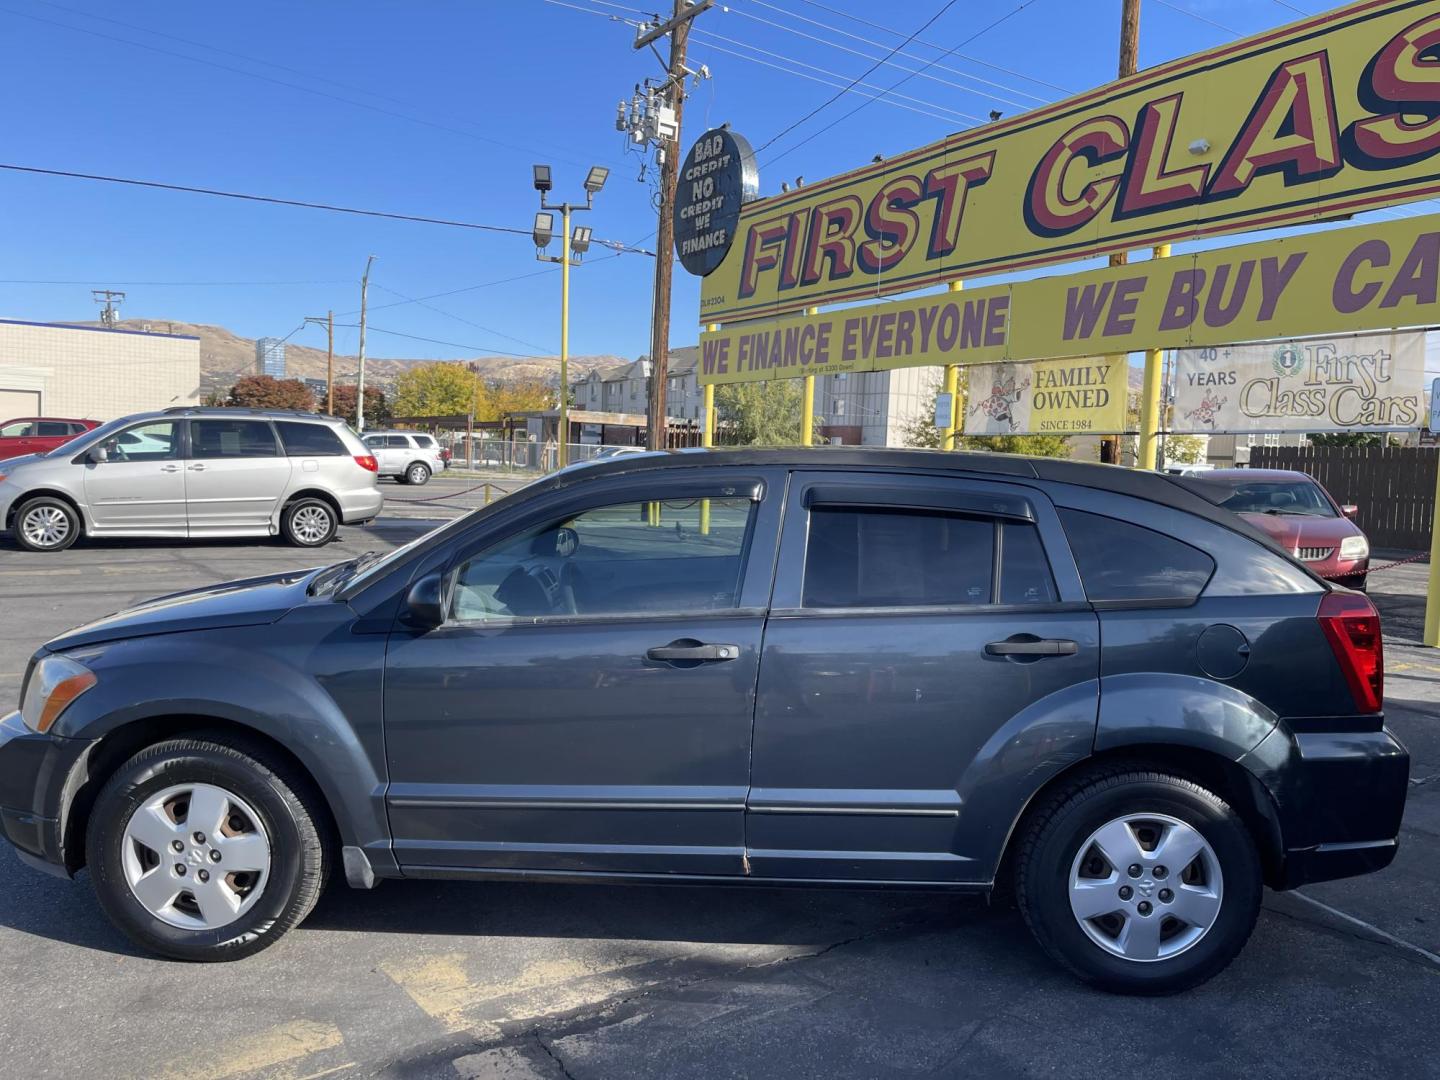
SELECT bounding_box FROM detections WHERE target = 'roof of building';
[0,317,200,341]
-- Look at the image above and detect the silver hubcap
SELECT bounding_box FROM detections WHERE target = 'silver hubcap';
[291,505,332,544]
[408,466,427,483]
[21,505,70,548]
[1068,812,1223,962]
[120,783,271,930]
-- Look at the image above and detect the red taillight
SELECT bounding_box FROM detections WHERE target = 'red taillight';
[1318,591,1383,713]
[355,454,378,472]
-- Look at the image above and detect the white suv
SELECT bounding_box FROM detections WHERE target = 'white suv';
[362,431,446,486]
[0,408,383,552]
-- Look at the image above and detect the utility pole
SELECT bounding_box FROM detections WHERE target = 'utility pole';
[303,311,335,413]
[1102,0,1140,466]
[626,0,713,450]
[91,289,125,328]
[356,255,376,432]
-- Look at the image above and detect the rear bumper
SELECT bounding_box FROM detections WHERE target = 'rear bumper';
[338,487,385,524]
[1243,723,1409,888]
[0,709,91,876]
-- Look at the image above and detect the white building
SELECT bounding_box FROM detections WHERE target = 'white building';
[0,318,201,422]
[572,351,707,422]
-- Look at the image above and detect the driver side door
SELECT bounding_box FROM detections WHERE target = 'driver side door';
[81,419,187,533]
[382,468,782,877]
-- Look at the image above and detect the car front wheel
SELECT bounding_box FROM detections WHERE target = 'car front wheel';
[13,495,81,552]
[1015,764,1262,994]
[281,498,338,547]
[86,736,329,961]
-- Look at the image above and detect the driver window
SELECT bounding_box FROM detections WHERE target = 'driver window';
[103,421,180,462]
[1,421,36,437]
[450,496,754,622]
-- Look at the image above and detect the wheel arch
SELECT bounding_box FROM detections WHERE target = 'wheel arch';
[995,745,1286,896]
[59,714,344,877]
[277,488,342,534]
[5,487,87,533]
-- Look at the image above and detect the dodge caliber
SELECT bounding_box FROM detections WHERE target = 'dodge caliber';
[0,449,1408,993]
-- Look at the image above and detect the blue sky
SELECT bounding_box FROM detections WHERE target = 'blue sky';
[1,0,1432,366]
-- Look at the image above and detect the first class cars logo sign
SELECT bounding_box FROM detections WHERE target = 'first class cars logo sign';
[698,0,1440,322]
[1171,330,1425,432]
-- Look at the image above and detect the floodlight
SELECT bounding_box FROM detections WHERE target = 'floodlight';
[533,211,555,249]
[572,225,593,256]
[584,165,610,194]
[532,164,553,193]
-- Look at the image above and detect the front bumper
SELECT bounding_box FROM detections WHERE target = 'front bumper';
[1243,723,1409,888]
[0,709,92,876]
[1310,554,1369,587]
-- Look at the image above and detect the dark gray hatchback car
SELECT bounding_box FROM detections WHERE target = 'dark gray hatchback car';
[0,448,1408,992]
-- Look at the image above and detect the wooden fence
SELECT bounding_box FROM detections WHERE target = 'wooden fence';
[1248,445,1437,550]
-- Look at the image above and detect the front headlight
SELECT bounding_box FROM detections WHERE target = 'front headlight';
[1339,535,1370,561]
[20,655,97,734]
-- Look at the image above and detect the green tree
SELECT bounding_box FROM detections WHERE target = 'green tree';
[226,375,314,411]
[393,362,482,417]
[1163,433,1207,464]
[904,372,1070,457]
[326,384,390,428]
[1307,432,1397,447]
[715,379,819,445]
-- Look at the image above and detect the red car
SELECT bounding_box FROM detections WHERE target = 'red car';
[1204,468,1370,589]
[0,417,100,461]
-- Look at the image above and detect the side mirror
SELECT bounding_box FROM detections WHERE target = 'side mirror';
[1341,504,1358,519]
[88,445,108,464]
[402,572,445,629]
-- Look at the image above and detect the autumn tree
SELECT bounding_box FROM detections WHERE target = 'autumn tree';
[393,362,484,418]
[483,378,554,421]
[325,384,390,428]
[226,375,314,411]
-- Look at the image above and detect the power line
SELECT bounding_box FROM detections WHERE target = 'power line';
[762,0,1039,165]
[755,0,963,154]
[365,326,554,360]
[5,3,615,169]
[0,163,651,251]
[786,0,1072,93]
[371,282,555,355]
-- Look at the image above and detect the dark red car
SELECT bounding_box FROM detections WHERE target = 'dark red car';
[0,417,100,462]
[1204,468,1370,589]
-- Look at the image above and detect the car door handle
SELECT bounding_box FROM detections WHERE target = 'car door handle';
[160,464,182,472]
[186,464,206,472]
[646,641,741,662]
[984,637,1079,657]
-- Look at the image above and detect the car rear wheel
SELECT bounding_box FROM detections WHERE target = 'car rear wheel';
[86,736,329,961]
[13,496,81,552]
[1015,764,1262,994]
[405,462,431,486]
[281,497,337,547]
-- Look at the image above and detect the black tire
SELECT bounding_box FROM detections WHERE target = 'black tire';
[280,497,338,547]
[86,735,329,961]
[1015,763,1262,995]
[12,495,81,552]
[405,462,431,486]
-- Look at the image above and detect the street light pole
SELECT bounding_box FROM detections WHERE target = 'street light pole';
[532,165,606,470]
[356,254,376,432]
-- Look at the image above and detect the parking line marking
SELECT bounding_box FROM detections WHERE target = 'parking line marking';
[380,953,480,1032]
[150,1019,344,1080]
[1291,891,1440,967]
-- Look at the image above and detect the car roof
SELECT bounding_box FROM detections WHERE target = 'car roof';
[148,407,349,423]
[1,416,97,424]
[1204,468,1311,482]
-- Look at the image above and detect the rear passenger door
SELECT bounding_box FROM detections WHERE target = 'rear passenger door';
[746,471,1101,883]
[184,418,293,533]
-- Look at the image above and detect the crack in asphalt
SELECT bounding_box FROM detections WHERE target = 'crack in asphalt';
[1263,903,1440,973]
[532,1031,577,1080]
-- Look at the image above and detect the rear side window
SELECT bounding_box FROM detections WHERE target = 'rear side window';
[276,421,348,456]
[1000,523,1058,605]
[190,419,280,458]
[387,435,409,448]
[36,421,70,436]
[413,435,436,448]
[1059,509,1214,604]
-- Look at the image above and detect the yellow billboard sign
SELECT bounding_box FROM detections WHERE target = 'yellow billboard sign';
[698,213,1440,384]
[699,0,1440,324]
[965,358,1128,435]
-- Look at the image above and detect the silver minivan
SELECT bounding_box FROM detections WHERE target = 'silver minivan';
[0,408,384,552]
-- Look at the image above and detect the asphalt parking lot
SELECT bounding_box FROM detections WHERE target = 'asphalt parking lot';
[0,473,1437,1079]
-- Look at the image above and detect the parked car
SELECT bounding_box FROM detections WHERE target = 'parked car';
[590,445,648,460]
[0,448,1406,992]
[0,407,383,552]
[0,417,100,461]
[1200,469,1370,589]
[362,431,446,486]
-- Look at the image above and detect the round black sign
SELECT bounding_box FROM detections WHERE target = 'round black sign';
[673,127,758,277]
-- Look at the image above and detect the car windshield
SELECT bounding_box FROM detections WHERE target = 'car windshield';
[1218,479,1337,517]
[43,415,130,457]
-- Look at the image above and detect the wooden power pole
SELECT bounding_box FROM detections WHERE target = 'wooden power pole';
[1102,0,1140,465]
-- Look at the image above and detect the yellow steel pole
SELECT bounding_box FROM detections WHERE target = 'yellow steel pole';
[942,281,964,449]
[701,323,718,535]
[800,307,818,445]
[1425,458,1440,646]
[1138,244,1171,470]
[558,206,572,470]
